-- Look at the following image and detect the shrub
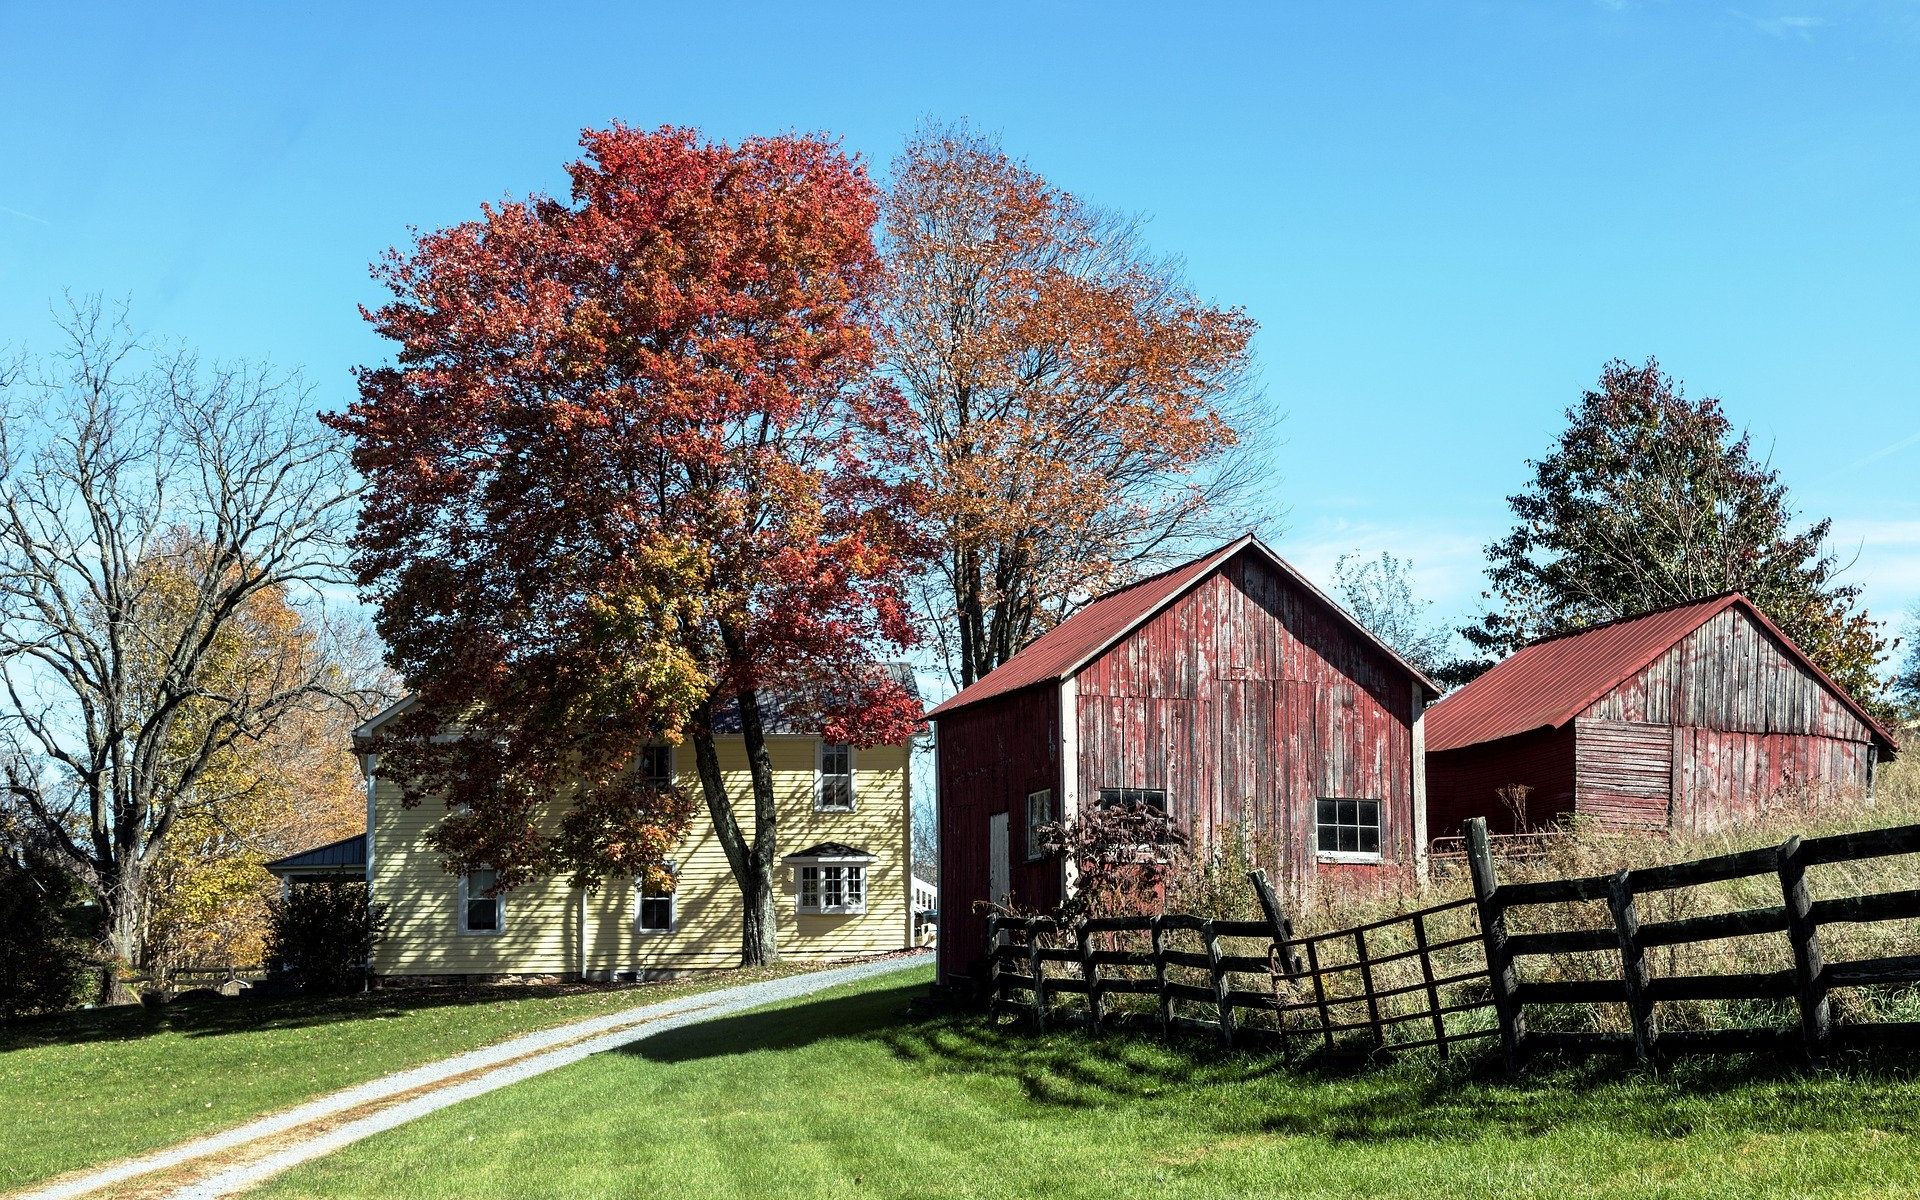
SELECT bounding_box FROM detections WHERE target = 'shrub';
[263,880,386,992]
[0,846,96,1018]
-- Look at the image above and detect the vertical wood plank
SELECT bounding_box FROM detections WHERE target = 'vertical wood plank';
[986,913,1003,1012]
[1305,937,1333,1052]
[1466,817,1526,1073]
[1152,914,1173,1035]
[1607,870,1654,1065]
[1250,867,1301,979]
[1413,911,1447,1057]
[1354,928,1384,1050]
[1028,922,1047,1032]
[1778,835,1832,1067]
[1205,920,1235,1046]
[1077,918,1102,1031]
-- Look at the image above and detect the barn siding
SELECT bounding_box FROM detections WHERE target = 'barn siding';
[1427,726,1578,838]
[1070,555,1418,889]
[934,683,1061,983]
[1574,606,1877,832]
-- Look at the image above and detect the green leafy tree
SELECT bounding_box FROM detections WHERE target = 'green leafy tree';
[1332,551,1451,677]
[1462,358,1887,707]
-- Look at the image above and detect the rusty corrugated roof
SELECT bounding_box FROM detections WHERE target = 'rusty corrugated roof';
[928,534,1439,719]
[1425,593,1898,753]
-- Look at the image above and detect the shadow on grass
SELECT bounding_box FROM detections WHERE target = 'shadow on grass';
[0,981,671,1054]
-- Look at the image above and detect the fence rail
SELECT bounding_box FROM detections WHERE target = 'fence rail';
[984,817,1920,1072]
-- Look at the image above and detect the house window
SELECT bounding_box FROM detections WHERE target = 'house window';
[636,860,677,933]
[460,868,504,934]
[638,744,673,789]
[816,742,854,812]
[1316,798,1382,858]
[1026,789,1055,861]
[1097,787,1168,814]
[797,863,867,914]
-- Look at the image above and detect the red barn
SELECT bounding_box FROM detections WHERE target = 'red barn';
[1427,593,1899,838]
[929,535,1440,984]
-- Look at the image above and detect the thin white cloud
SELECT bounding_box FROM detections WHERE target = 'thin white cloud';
[1841,428,1920,473]
[1733,10,1827,38]
[0,205,49,226]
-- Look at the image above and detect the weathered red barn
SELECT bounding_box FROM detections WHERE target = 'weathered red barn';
[1427,593,1899,839]
[929,535,1440,984]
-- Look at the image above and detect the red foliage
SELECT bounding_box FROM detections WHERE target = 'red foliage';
[329,124,924,887]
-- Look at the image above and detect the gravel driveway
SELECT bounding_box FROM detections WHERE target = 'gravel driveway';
[22,952,930,1200]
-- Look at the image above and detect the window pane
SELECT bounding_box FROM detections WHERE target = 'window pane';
[1316,799,1336,826]
[1317,824,1339,852]
[800,867,819,908]
[846,869,864,904]
[1358,826,1380,855]
[1338,825,1358,853]
[1337,799,1357,827]
[1358,799,1381,830]
[640,897,672,930]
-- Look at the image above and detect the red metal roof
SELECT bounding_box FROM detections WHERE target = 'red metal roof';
[928,534,1439,719]
[1426,593,1898,753]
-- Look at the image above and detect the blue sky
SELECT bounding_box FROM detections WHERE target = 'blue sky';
[4,1,1918,667]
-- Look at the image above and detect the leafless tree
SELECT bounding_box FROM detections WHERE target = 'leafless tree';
[0,298,365,1000]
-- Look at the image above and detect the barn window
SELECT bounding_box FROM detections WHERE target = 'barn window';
[1316,798,1382,858]
[816,742,855,812]
[635,860,677,934]
[1025,789,1055,860]
[1097,787,1168,814]
[459,869,504,935]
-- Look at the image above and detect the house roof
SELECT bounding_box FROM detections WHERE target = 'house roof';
[1425,593,1899,754]
[928,534,1441,719]
[263,833,367,876]
[782,841,875,861]
[357,663,920,744]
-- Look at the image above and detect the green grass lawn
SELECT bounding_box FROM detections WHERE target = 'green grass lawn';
[259,964,1920,1200]
[0,963,817,1191]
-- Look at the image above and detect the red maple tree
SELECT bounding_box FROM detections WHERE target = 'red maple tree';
[329,124,923,964]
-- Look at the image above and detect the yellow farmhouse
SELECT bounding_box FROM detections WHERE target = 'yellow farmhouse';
[268,675,925,981]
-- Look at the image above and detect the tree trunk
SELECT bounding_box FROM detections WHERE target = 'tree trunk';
[100,859,145,1005]
[689,692,782,968]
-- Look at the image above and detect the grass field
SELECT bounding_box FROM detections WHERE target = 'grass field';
[0,963,815,1191]
[257,964,1920,1200]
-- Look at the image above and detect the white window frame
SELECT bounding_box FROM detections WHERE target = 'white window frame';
[815,741,855,812]
[1025,788,1054,862]
[1315,797,1385,863]
[634,858,677,935]
[458,868,505,936]
[793,857,869,915]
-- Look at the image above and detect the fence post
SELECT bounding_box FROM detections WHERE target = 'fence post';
[1077,919,1102,1031]
[1204,919,1235,1046]
[1607,870,1654,1066]
[1466,816,1525,1074]
[1151,914,1173,1034]
[985,913,1003,1013]
[1355,928,1384,1051]
[1412,911,1448,1058]
[1777,835,1832,1067]
[1304,937,1333,1053]
[1028,920,1048,1032]
[1250,868,1302,978]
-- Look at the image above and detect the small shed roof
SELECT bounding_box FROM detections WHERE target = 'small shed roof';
[929,534,1440,719]
[263,833,367,876]
[1426,593,1899,754]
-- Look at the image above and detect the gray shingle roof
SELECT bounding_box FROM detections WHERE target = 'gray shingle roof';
[782,841,875,861]
[263,833,366,875]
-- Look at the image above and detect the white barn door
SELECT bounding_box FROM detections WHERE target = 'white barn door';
[988,812,1010,906]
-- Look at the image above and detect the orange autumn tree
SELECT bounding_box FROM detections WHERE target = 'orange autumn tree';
[880,121,1266,688]
[332,125,922,965]
[136,537,374,977]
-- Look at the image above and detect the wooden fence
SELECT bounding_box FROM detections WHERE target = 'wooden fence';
[986,816,1920,1072]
